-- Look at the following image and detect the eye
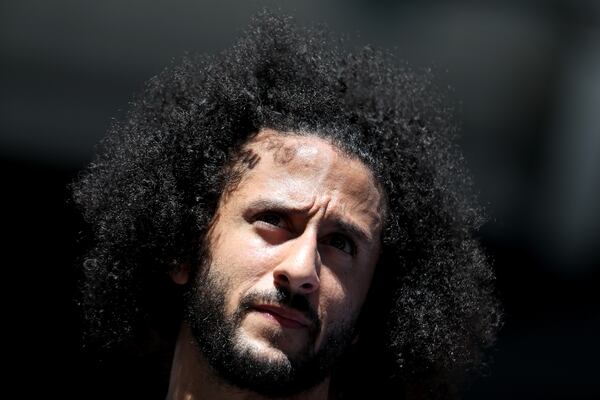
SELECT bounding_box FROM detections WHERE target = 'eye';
[324,233,356,256]
[255,212,287,229]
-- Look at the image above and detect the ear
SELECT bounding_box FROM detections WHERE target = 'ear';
[169,263,190,285]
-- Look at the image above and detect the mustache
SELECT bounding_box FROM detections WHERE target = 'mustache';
[238,286,320,328]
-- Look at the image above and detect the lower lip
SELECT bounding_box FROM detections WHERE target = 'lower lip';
[254,309,306,329]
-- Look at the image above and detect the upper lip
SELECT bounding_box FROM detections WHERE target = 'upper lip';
[253,304,313,327]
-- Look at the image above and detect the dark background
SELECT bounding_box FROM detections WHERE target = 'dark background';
[2,0,599,398]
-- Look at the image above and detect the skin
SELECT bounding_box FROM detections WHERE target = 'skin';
[168,129,384,399]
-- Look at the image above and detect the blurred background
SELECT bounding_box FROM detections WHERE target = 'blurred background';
[2,0,598,398]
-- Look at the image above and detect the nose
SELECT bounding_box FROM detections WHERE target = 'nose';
[272,229,321,295]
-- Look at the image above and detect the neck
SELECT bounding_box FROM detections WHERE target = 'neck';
[166,323,332,400]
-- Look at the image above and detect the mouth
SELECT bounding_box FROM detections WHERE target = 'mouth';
[252,304,312,329]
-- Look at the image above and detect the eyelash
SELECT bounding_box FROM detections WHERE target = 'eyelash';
[255,213,287,228]
[325,233,356,256]
[253,212,357,256]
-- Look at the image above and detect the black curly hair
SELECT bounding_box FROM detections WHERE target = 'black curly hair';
[71,11,501,399]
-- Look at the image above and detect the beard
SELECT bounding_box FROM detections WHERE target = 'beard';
[182,255,358,397]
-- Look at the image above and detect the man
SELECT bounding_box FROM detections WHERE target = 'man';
[165,129,383,399]
[72,12,501,400]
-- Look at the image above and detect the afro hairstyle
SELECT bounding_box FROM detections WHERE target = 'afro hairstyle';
[71,11,502,399]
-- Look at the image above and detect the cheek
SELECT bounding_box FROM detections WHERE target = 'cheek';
[216,229,281,275]
[318,271,356,322]
[209,227,281,309]
[319,266,374,324]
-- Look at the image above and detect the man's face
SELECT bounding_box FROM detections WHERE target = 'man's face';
[183,129,383,395]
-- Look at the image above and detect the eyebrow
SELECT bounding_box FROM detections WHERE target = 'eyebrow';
[331,219,374,245]
[245,198,375,245]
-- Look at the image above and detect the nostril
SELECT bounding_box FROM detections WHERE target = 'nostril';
[275,273,289,284]
[300,283,313,290]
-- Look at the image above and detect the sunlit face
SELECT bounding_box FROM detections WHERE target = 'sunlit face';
[183,129,383,395]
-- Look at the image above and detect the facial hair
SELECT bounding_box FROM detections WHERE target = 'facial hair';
[183,256,357,397]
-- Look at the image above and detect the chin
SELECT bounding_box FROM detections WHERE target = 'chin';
[238,318,313,357]
[234,330,301,365]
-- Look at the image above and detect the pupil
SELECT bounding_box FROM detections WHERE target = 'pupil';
[331,236,345,249]
[264,214,280,225]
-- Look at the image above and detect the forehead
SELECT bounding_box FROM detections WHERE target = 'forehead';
[227,129,383,230]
